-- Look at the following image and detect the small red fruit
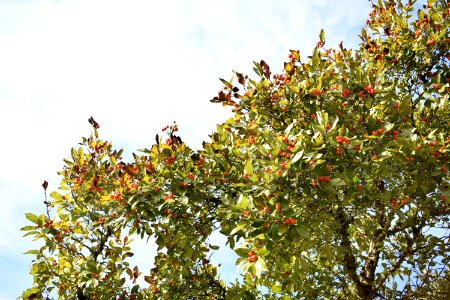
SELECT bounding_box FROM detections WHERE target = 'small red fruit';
[318,175,330,183]
[336,136,350,145]
[248,251,258,263]
[261,206,270,214]
[283,218,296,225]
[276,203,282,211]
[341,89,351,98]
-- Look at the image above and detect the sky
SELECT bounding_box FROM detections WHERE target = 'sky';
[0,0,373,298]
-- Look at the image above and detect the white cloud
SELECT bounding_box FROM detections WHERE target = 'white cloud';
[0,0,371,297]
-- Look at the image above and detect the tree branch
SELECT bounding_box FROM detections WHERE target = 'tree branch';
[335,206,373,299]
[360,200,387,289]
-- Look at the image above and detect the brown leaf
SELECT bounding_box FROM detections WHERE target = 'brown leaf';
[260,60,271,79]
[88,116,100,129]
[133,266,139,279]
[42,180,48,190]
[122,164,138,177]
[236,72,245,85]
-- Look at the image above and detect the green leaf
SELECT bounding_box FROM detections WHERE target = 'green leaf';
[70,149,77,163]
[295,223,310,239]
[291,149,304,163]
[131,285,140,294]
[279,224,288,235]
[317,111,328,126]
[23,231,38,237]
[284,121,296,136]
[289,49,300,61]
[210,244,220,250]
[230,224,246,236]
[244,160,254,175]
[330,178,346,186]
[25,213,38,224]
[123,252,134,259]
[418,9,424,20]
[254,258,268,277]
[24,249,40,255]
[20,226,36,231]
[236,194,249,210]
[219,78,232,89]
[50,191,64,202]
[179,195,189,205]
[312,47,319,68]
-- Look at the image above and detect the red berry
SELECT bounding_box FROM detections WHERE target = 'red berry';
[261,206,270,214]
[248,251,258,262]
[341,89,351,98]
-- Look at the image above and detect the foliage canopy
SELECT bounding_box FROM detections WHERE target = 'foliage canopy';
[22,0,449,299]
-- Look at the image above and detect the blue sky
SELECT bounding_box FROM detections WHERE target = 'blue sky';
[0,0,372,298]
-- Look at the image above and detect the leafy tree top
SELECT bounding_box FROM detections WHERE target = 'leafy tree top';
[22,0,449,299]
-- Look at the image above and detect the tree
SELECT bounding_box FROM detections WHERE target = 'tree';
[21,0,449,299]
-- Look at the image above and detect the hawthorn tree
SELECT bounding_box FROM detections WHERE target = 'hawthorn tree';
[22,0,449,299]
